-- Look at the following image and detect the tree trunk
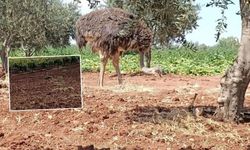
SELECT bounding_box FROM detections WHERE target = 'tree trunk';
[217,1,250,121]
[0,49,7,73]
[0,36,11,73]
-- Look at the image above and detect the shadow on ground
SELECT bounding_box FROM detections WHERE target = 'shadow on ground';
[126,105,250,123]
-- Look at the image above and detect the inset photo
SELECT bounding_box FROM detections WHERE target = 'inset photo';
[8,55,82,111]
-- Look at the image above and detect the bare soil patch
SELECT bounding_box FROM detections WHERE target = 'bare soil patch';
[0,71,250,149]
[9,63,82,110]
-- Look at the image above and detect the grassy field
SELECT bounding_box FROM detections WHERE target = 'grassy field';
[8,44,237,76]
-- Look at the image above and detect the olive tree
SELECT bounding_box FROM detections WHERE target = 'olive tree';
[0,0,80,73]
[105,0,199,47]
[45,0,80,47]
[0,0,46,72]
[207,0,250,121]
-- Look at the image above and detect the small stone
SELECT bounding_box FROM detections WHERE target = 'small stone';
[103,115,109,120]
[0,133,4,137]
[172,97,180,101]
[77,145,94,150]
[117,98,126,102]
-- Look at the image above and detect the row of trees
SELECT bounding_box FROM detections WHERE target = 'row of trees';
[0,0,80,71]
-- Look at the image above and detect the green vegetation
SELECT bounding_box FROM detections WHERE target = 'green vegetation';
[79,46,236,75]
[9,39,237,76]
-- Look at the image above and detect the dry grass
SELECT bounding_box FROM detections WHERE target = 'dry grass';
[104,84,155,93]
[125,113,248,149]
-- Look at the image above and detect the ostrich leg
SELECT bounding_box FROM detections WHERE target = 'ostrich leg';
[112,52,122,84]
[145,50,151,68]
[139,51,145,68]
[99,52,108,87]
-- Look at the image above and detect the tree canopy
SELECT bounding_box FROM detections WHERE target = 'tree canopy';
[0,0,80,56]
[104,0,199,47]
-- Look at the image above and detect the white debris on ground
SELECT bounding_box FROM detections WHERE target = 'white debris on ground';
[107,83,155,93]
[175,83,201,95]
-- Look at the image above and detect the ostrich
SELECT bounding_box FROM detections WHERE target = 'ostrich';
[75,8,153,87]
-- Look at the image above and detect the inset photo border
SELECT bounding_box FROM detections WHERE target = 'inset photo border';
[8,55,83,111]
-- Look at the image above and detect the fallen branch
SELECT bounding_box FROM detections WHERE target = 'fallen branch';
[188,93,199,116]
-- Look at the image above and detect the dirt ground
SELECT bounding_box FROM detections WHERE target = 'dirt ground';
[9,63,82,110]
[0,69,250,149]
